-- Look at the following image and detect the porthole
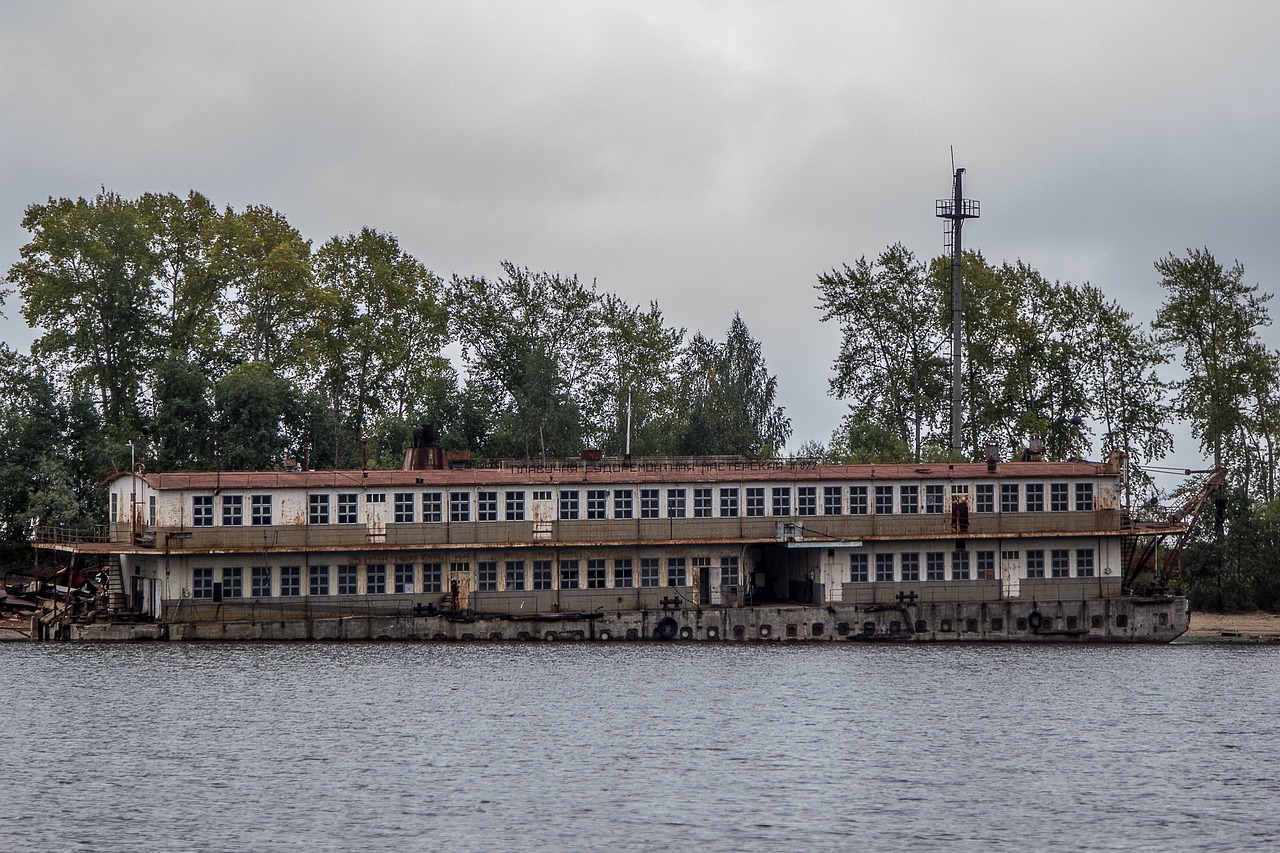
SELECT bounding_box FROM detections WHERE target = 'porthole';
[678,626,694,640]
[862,621,877,635]
[1091,615,1103,629]
[1040,617,1053,630]
[1016,617,1028,630]
[785,624,798,638]
[940,619,953,632]
[733,624,746,639]
[811,622,824,636]
[707,626,719,640]
[1066,616,1079,630]
[1159,613,1169,626]
[1115,614,1128,628]
[914,620,928,633]
[837,621,850,636]
[965,618,978,633]
[990,618,1004,631]
[888,620,901,634]
[759,624,772,638]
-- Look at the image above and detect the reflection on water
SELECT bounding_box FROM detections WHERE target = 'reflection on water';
[4,642,1279,852]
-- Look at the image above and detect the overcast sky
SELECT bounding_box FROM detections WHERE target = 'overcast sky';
[1,0,1276,469]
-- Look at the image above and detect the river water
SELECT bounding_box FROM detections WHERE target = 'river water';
[3,641,1278,852]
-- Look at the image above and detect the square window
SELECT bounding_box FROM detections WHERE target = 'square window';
[613,559,633,588]
[614,489,634,519]
[310,565,330,596]
[559,490,580,520]
[394,563,416,593]
[667,488,687,518]
[640,489,660,519]
[251,566,272,597]
[745,487,765,517]
[193,496,214,527]
[505,491,525,521]
[337,493,359,524]
[280,565,301,596]
[586,489,608,520]
[797,486,817,516]
[772,487,791,516]
[849,553,869,583]
[308,494,330,525]
[640,557,661,587]
[1025,483,1044,512]
[560,559,580,590]
[477,491,498,522]
[823,486,843,516]
[667,557,687,587]
[450,492,470,522]
[423,563,443,593]
[366,564,387,594]
[222,495,243,526]
[394,493,415,524]
[422,492,443,523]
[693,488,712,518]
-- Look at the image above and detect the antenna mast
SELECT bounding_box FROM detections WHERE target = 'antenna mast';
[936,165,980,456]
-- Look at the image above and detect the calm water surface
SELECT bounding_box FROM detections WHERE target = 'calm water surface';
[3,641,1278,852]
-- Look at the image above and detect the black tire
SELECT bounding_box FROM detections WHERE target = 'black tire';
[654,617,679,640]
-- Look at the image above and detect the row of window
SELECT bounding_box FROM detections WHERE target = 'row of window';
[190,556,741,599]
[185,482,1097,527]
[849,548,1096,582]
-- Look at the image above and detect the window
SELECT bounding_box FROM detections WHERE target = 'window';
[952,551,970,580]
[395,563,416,593]
[715,488,737,518]
[849,553,869,582]
[693,488,713,518]
[308,494,330,525]
[477,491,498,522]
[222,495,243,526]
[823,486,843,515]
[250,494,272,526]
[193,567,214,599]
[193,496,214,527]
[875,553,894,582]
[559,490,580,520]
[337,493,358,524]
[505,491,525,521]
[1001,483,1020,513]
[1026,550,1045,579]
[1050,483,1069,512]
[251,566,272,597]
[366,564,386,594]
[874,485,894,515]
[1051,549,1071,578]
[745,487,765,517]
[586,559,607,589]
[1001,549,1019,561]
[477,562,497,592]
[505,560,525,590]
[449,492,470,522]
[772,487,791,516]
[222,567,243,598]
[667,557,687,587]
[975,484,994,513]
[613,559,633,588]
[720,556,739,586]
[532,560,553,590]
[614,489,634,519]
[533,490,552,502]
[149,495,156,527]
[280,566,301,596]
[797,486,817,516]
[394,493,415,523]
[1075,482,1094,511]
[450,562,470,586]
[900,552,920,581]
[422,492,443,523]
[1076,548,1095,577]
[640,489,660,519]
[926,552,946,581]
[423,563,443,593]
[849,485,868,515]
[640,557,661,587]
[111,492,119,524]
[367,493,386,504]
[586,489,608,520]
[925,485,944,514]
[337,564,358,595]
[976,551,996,580]
[560,559,580,590]
[310,565,330,596]
[1025,483,1044,512]
[900,485,919,514]
[667,488,687,518]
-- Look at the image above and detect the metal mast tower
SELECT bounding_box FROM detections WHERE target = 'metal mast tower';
[936,167,980,456]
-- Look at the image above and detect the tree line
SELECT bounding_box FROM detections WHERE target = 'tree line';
[2,189,1277,610]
